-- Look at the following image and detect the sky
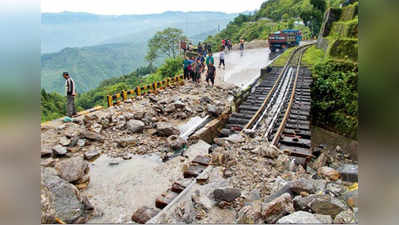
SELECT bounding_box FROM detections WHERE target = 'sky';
[41,0,267,15]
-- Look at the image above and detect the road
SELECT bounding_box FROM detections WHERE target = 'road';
[212,47,272,89]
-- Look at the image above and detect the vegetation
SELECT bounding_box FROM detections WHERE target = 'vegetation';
[271,48,296,67]
[41,89,66,122]
[146,28,187,65]
[311,60,358,138]
[301,45,325,66]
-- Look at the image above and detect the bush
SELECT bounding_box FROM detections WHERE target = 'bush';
[311,60,358,138]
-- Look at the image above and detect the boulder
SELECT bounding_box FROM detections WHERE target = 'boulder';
[309,195,346,217]
[262,193,294,223]
[213,188,241,202]
[167,135,187,150]
[154,122,180,137]
[134,111,146,120]
[334,209,355,223]
[207,104,219,117]
[82,131,104,143]
[52,145,67,157]
[326,182,346,197]
[318,166,340,181]
[266,178,315,202]
[55,156,89,183]
[126,119,145,133]
[41,182,56,224]
[41,169,85,223]
[277,211,321,223]
[236,201,263,224]
[131,206,160,224]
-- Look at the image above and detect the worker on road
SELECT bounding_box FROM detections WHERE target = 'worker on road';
[219,49,225,70]
[206,52,214,70]
[206,63,216,87]
[62,72,77,117]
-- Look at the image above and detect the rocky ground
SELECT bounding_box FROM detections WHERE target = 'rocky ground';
[40,68,359,224]
[40,81,240,223]
[153,127,359,224]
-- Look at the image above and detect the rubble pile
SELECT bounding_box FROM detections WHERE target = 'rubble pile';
[40,82,238,223]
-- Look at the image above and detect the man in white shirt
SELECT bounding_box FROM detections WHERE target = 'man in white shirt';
[219,50,225,69]
[63,72,77,117]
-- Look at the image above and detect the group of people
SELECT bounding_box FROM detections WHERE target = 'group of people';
[183,51,217,87]
[222,39,232,51]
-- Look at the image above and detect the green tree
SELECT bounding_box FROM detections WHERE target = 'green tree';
[147,28,187,59]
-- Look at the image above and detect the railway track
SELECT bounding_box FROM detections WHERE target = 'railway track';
[222,44,314,165]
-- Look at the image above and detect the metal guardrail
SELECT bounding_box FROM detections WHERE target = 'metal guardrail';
[106,74,184,107]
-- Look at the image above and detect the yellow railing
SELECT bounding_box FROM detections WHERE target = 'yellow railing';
[105,74,184,107]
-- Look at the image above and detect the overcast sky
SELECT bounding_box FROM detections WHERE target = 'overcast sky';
[41,0,266,15]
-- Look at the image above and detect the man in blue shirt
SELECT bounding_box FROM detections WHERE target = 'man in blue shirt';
[183,56,193,80]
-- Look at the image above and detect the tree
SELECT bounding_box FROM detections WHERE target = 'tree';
[147,28,186,60]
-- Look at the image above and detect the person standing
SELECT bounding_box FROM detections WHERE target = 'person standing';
[183,56,193,80]
[206,52,214,69]
[219,50,225,70]
[240,39,245,56]
[206,63,216,87]
[62,72,76,117]
[193,58,202,83]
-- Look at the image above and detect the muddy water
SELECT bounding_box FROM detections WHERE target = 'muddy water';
[84,154,184,223]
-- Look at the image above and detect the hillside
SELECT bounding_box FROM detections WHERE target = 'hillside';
[41,11,238,53]
[41,11,238,94]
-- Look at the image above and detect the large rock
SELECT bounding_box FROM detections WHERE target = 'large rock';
[334,209,355,223]
[41,169,85,223]
[55,156,89,183]
[59,136,71,146]
[207,104,220,117]
[41,182,56,224]
[82,131,104,143]
[262,193,295,223]
[312,152,328,170]
[236,201,263,224]
[309,195,346,217]
[131,206,160,224]
[318,166,340,181]
[52,145,67,157]
[167,135,187,150]
[277,211,321,223]
[213,188,241,202]
[154,122,180,137]
[267,178,315,201]
[126,119,145,133]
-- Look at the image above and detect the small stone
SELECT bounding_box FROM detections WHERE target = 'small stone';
[155,191,179,209]
[41,158,56,167]
[167,135,187,150]
[126,119,145,133]
[122,154,132,160]
[318,166,340,181]
[334,209,355,223]
[165,104,176,113]
[59,136,71,146]
[192,155,211,166]
[77,139,86,147]
[213,188,241,202]
[207,104,219,117]
[243,129,256,137]
[223,168,233,178]
[314,214,332,223]
[109,160,120,166]
[82,131,104,143]
[41,147,53,158]
[52,145,67,157]
[84,149,100,160]
[312,152,328,170]
[154,122,180,137]
[262,193,295,224]
[277,211,321,223]
[131,207,160,224]
[236,201,263,224]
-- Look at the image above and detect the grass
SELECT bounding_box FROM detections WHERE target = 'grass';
[301,45,326,66]
[271,47,296,67]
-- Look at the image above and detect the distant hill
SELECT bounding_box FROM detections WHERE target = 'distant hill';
[41,11,238,53]
[41,11,237,94]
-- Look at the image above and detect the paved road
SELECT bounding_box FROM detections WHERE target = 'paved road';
[212,47,272,89]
